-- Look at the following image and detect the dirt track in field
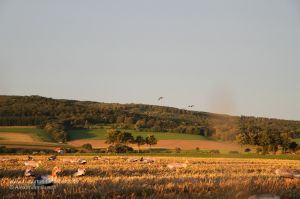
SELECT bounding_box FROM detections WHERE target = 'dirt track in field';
[68,139,242,150]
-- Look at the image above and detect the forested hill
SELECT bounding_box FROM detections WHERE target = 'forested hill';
[0,95,299,142]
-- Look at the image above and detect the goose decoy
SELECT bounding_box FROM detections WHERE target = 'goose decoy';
[48,155,57,161]
[140,158,154,163]
[27,156,33,161]
[24,168,35,177]
[167,160,189,169]
[33,167,62,186]
[275,168,300,179]
[127,158,139,163]
[93,156,100,160]
[78,159,87,164]
[235,191,280,199]
[73,168,86,177]
[248,193,280,199]
[25,160,42,168]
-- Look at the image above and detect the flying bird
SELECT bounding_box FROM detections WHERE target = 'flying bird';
[158,97,164,101]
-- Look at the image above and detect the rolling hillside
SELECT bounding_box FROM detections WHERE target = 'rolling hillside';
[0,95,299,144]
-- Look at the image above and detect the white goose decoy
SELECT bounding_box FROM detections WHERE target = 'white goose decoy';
[140,157,155,163]
[127,158,139,163]
[0,158,18,163]
[24,168,35,177]
[33,167,62,186]
[93,156,100,160]
[48,155,57,161]
[78,159,87,164]
[275,168,300,179]
[235,191,280,199]
[167,160,189,169]
[25,160,42,168]
[73,168,86,177]
[248,193,280,199]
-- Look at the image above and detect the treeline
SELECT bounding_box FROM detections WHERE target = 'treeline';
[237,116,300,154]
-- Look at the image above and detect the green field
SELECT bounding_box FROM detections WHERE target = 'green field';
[68,128,208,141]
[0,127,54,142]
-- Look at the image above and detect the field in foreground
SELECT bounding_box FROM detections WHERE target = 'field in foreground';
[0,156,299,199]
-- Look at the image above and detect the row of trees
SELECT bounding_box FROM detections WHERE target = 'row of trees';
[237,116,299,154]
[105,130,158,153]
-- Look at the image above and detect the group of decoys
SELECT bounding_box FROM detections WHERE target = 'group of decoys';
[23,155,87,186]
[2,155,299,198]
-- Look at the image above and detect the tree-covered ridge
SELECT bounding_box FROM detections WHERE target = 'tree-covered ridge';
[0,95,208,127]
[0,95,300,143]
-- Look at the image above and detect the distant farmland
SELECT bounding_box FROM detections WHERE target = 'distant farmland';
[67,128,246,150]
[0,127,60,149]
[0,127,53,142]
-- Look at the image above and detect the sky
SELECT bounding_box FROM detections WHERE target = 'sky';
[0,0,300,120]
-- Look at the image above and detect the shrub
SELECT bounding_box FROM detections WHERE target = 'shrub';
[107,144,133,153]
[64,148,78,153]
[244,148,251,153]
[175,147,181,153]
[289,142,298,152]
[82,143,93,151]
[209,150,220,154]
[195,147,200,151]
[256,147,262,154]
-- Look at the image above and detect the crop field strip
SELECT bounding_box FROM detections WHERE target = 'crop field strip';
[0,127,54,142]
[0,156,299,198]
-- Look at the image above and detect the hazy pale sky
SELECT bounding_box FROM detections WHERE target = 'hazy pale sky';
[1,0,300,120]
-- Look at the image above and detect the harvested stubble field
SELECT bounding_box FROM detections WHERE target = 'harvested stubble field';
[0,156,299,199]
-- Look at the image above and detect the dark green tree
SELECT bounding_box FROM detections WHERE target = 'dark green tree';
[289,142,298,152]
[145,135,158,150]
[135,135,145,153]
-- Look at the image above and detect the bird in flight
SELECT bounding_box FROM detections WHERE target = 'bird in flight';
[158,97,164,101]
